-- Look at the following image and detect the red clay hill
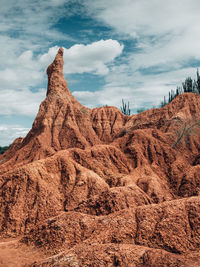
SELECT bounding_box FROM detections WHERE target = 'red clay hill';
[0,48,200,266]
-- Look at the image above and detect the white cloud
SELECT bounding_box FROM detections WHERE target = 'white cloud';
[64,40,123,75]
[73,66,198,111]
[0,0,74,43]
[85,0,199,37]
[0,44,48,91]
[40,40,124,75]
[0,0,76,144]
[0,88,45,116]
[0,38,123,117]
[0,0,74,92]
[0,68,43,90]
[1,0,200,145]
[0,38,123,88]
[84,0,200,68]
[0,125,29,146]
[73,86,133,108]
[76,0,200,109]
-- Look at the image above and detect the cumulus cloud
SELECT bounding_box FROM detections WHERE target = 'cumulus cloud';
[0,0,74,43]
[0,0,74,94]
[78,0,200,109]
[0,125,29,146]
[0,38,122,116]
[64,40,123,75]
[85,0,199,37]
[73,66,198,112]
[40,40,124,75]
[85,0,200,67]
[1,0,200,145]
[73,85,162,112]
[0,89,45,116]
[0,68,43,90]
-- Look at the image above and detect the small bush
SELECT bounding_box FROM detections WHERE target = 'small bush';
[0,146,9,154]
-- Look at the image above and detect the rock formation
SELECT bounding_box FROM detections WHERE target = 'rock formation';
[0,48,200,266]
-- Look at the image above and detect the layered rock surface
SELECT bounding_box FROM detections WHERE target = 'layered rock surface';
[0,48,200,266]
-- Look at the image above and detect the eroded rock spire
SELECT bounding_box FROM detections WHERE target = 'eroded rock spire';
[46,47,70,96]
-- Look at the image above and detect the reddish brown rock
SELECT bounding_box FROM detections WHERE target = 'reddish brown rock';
[30,244,197,267]
[1,48,200,266]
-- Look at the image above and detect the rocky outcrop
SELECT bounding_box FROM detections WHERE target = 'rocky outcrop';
[1,48,200,266]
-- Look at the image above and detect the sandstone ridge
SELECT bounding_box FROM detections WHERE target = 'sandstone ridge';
[1,48,200,266]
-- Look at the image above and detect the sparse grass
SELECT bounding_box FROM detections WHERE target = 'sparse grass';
[80,107,88,115]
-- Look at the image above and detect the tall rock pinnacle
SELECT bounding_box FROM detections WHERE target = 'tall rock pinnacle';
[46,47,70,97]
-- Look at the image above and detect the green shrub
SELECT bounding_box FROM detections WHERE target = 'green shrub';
[0,146,9,154]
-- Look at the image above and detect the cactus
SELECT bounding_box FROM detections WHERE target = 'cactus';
[120,99,131,115]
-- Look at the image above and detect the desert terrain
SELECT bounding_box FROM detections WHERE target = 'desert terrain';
[0,48,200,266]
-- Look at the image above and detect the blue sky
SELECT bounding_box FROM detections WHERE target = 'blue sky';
[1,0,200,145]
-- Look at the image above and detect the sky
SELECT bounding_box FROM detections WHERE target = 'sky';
[1,0,200,145]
